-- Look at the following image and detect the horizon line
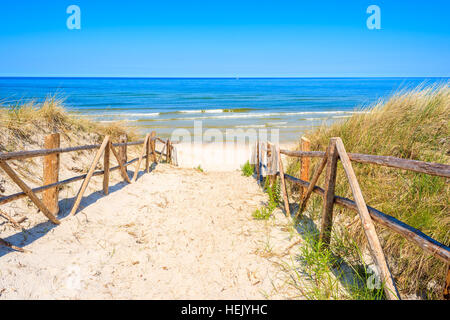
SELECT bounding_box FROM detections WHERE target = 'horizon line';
[0,76,449,79]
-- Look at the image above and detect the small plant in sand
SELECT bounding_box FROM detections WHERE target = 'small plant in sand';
[195,165,204,172]
[252,178,281,220]
[252,207,272,220]
[240,161,253,177]
[282,219,385,300]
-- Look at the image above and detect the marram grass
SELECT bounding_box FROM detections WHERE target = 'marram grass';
[287,84,450,299]
[0,97,138,142]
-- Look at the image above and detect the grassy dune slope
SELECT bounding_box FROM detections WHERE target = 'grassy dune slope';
[287,84,449,299]
[0,97,138,148]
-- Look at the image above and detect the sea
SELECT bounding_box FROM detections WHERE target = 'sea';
[0,77,447,142]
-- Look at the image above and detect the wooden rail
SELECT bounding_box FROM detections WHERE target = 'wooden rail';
[256,137,450,300]
[0,132,174,227]
[280,149,450,178]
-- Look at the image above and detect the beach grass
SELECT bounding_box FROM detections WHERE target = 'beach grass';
[0,97,139,143]
[286,83,450,299]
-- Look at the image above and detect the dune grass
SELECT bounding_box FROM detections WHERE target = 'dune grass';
[286,84,449,299]
[0,97,139,143]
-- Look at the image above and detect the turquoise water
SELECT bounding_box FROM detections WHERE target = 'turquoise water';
[0,77,447,141]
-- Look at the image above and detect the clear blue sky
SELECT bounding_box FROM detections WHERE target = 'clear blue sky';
[0,0,449,77]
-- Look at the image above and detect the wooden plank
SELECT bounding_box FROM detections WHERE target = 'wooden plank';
[256,141,260,184]
[132,134,150,182]
[283,173,450,264]
[69,136,110,216]
[319,138,339,247]
[335,137,400,300]
[145,132,154,172]
[0,160,60,225]
[300,137,311,198]
[280,149,325,158]
[444,265,450,300]
[280,149,450,178]
[150,131,157,163]
[103,140,111,195]
[43,133,60,216]
[0,140,144,161]
[0,156,148,206]
[159,144,166,163]
[295,150,328,220]
[0,209,22,229]
[118,134,127,165]
[0,238,29,253]
[110,143,132,183]
[277,146,290,217]
[266,142,275,186]
[284,173,450,264]
[166,139,171,164]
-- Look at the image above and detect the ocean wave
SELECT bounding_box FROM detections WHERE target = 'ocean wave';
[178,109,224,114]
[82,112,160,118]
[174,110,362,121]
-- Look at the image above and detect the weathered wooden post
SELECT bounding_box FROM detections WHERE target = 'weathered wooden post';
[277,146,291,217]
[335,137,400,300]
[444,265,450,300]
[167,139,171,164]
[150,131,157,163]
[118,134,127,165]
[300,136,310,198]
[43,133,60,216]
[70,136,110,216]
[319,138,339,247]
[256,140,260,184]
[145,132,152,173]
[103,140,111,195]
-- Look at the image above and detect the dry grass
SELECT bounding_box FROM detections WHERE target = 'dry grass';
[287,84,449,299]
[0,97,139,144]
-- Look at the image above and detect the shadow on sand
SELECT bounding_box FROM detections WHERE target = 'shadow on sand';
[0,164,156,258]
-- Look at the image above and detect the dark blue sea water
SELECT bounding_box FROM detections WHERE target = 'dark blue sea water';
[0,77,447,141]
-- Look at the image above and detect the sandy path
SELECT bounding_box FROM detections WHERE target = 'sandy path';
[0,164,302,299]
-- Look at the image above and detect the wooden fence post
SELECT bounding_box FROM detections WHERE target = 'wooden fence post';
[444,265,450,300]
[103,140,111,195]
[118,134,127,165]
[150,131,157,163]
[132,134,150,182]
[335,137,400,300]
[0,160,60,225]
[43,133,60,216]
[319,138,339,247]
[70,136,110,216]
[295,149,328,220]
[256,140,260,184]
[267,142,275,186]
[145,133,151,172]
[277,146,291,217]
[300,136,310,198]
[167,139,171,164]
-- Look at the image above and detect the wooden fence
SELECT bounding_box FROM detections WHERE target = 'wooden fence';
[0,131,174,249]
[256,137,450,300]
[1,131,449,300]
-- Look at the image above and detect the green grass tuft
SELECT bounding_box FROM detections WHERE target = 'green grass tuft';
[240,161,254,177]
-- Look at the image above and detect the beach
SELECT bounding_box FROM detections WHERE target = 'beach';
[0,163,306,299]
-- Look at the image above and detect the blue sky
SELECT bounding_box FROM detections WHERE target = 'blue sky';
[0,0,449,77]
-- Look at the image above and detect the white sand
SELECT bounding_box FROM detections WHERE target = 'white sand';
[0,163,306,299]
[174,142,297,171]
